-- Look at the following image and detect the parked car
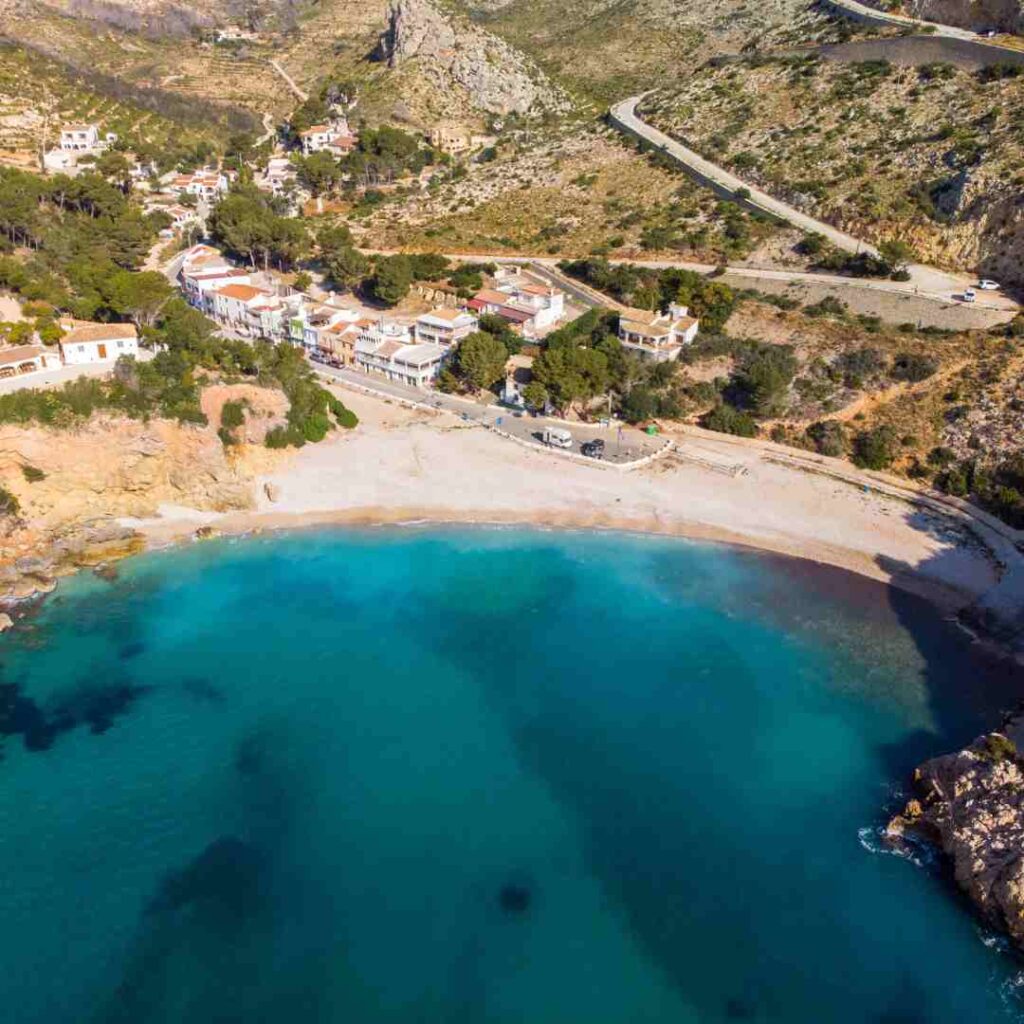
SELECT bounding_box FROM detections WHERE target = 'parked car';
[581,439,606,460]
[962,288,977,303]
[978,279,1000,291]
[542,426,573,449]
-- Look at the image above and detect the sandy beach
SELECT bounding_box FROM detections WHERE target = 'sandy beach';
[127,389,1017,615]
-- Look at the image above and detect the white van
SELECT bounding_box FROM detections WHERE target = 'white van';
[962,288,977,303]
[543,427,573,449]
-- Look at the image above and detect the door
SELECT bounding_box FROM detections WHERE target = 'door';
[97,344,107,359]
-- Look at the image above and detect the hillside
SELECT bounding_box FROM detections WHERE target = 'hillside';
[457,0,853,104]
[642,54,1024,286]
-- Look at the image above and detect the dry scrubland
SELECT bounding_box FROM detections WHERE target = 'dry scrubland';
[360,126,795,262]
[643,54,1024,285]
[681,293,1024,482]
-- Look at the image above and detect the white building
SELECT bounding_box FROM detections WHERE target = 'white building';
[0,345,61,379]
[414,308,478,347]
[299,120,357,157]
[354,319,447,387]
[168,169,229,200]
[617,303,699,362]
[59,323,139,365]
[59,125,100,151]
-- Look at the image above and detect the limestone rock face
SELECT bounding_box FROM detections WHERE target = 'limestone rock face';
[378,0,568,116]
[889,718,1024,946]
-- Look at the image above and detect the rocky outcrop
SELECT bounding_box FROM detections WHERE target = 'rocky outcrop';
[888,717,1024,946]
[0,405,288,603]
[377,0,569,116]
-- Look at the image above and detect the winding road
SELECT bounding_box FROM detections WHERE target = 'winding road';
[608,96,1018,306]
[822,0,1015,42]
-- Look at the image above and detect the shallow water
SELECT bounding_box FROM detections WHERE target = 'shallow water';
[1,528,1022,1023]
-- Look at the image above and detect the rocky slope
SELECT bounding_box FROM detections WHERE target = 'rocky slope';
[377,0,569,116]
[889,717,1024,947]
[0,385,287,603]
[643,55,1024,286]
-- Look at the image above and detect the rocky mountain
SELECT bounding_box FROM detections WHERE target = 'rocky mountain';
[376,0,569,116]
[888,717,1024,949]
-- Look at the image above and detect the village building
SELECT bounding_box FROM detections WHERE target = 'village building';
[617,304,699,362]
[168,169,229,201]
[0,345,61,379]
[59,125,100,151]
[501,354,534,408]
[210,283,285,336]
[59,323,139,365]
[430,123,471,154]
[414,308,478,347]
[353,319,447,387]
[465,282,566,339]
[258,157,297,197]
[315,318,368,367]
[299,120,358,157]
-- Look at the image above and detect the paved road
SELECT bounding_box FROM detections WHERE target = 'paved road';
[312,362,668,465]
[361,247,1019,321]
[609,96,1018,304]
[823,0,1002,41]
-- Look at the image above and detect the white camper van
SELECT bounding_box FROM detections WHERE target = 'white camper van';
[542,427,573,449]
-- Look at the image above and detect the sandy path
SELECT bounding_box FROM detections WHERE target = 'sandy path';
[132,392,1004,613]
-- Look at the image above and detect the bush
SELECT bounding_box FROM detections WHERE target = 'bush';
[852,425,897,470]
[220,400,245,429]
[335,406,359,429]
[806,419,845,457]
[891,353,938,383]
[265,424,305,449]
[701,404,757,437]
[20,465,45,482]
[0,486,20,517]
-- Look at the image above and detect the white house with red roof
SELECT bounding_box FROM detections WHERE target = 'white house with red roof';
[617,303,699,362]
[299,118,358,157]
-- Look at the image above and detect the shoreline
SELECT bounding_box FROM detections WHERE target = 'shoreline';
[133,502,980,619]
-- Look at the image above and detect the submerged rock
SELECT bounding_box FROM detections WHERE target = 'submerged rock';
[498,882,531,916]
[888,716,1024,948]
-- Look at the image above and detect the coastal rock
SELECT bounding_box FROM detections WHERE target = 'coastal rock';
[377,0,569,117]
[888,717,1024,947]
[0,612,13,632]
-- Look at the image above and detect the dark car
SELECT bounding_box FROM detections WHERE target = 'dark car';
[581,439,606,460]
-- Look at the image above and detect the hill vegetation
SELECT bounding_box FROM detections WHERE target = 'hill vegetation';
[642,53,1024,286]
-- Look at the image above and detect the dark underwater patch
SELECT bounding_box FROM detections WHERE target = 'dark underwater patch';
[117,642,146,661]
[147,836,264,927]
[0,678,152,753]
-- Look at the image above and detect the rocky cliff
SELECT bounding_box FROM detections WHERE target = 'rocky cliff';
[377,0,569,116]
[888,717,1024,946]
[0,385,288,603]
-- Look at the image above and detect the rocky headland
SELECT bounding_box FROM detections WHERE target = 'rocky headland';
[889,717,1024,947]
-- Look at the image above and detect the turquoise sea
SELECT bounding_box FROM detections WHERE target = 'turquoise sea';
[1,528,1023,1023]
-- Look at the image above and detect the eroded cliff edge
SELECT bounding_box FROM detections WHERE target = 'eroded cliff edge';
[889,716,1024,945]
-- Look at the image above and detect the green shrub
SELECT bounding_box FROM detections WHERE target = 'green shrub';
[701,404,758,437]
[0,486,20,516]
[852,425,898,470]
[20,464,45,482]
[220,400,245,429]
